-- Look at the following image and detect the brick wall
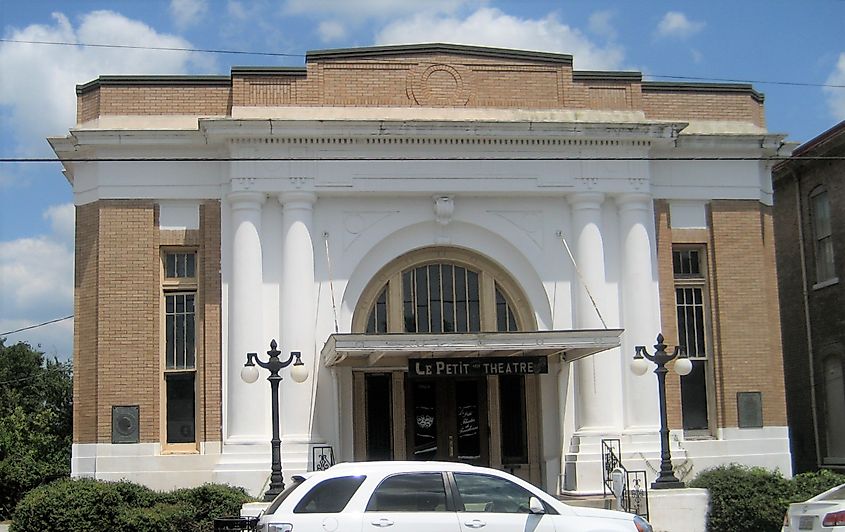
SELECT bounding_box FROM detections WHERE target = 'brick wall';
[73,200,222,445]
[656,199,787,431]
[642,90,765,128]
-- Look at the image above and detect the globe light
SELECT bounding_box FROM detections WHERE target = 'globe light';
[241,363,259,383]
[290,353,309,383]
[630,356,650,376]
[674,356,693,376]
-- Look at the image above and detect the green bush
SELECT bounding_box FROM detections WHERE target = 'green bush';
[790,469,845,503]
[11,478,253,532]
[690,464,792,532]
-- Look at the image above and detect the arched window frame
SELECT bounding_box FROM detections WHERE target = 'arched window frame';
[352,247,536,334]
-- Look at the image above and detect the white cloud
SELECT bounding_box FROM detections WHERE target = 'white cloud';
[824,52,845,121]
[284,0,467,20]
[656,11,705,39]
[170,0,208,28]
[0,11,210,155]
[0,202,74,360]
[227,1,248,20]
[318,20,347,43]
[588,10,617,41]
[375,8,624,71]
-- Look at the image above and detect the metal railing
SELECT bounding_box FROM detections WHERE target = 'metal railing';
[601,438,649,521]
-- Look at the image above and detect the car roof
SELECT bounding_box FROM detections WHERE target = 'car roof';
[322,461,493,475]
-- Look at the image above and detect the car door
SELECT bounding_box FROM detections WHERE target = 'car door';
[363,472,461,532]
[265,475,366,531]
[451,472,556,532]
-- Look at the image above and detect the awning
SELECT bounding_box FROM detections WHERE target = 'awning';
[321,329,623,368]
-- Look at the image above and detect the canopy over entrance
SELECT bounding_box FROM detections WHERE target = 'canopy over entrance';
[321,329,623,368]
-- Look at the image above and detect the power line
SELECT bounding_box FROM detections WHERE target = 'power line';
[0,38,304,58]
[1,315,73,336]
[1,156,844,164]
[1,38,843,89]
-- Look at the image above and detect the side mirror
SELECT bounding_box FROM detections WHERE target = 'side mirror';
[529,496,545,515]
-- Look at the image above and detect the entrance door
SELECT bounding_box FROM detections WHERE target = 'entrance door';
[406,377,489,465]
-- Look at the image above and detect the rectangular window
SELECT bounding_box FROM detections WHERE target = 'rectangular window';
[811,190,836,283]
[673,248,711,432]
[162,250,198,447]
[499,375,528,464]
[365,373,393,460]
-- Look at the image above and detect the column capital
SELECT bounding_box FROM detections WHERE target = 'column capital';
[278,191,317,209]
[567,192,605,209]
[228,191,266,210]
[616,193,653,211]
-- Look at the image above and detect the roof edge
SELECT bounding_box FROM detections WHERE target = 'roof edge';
[573,71,643,82]
[306,43,573,65]
[231,66,307,76]
[642,81,764,103]
[77,75,231,95]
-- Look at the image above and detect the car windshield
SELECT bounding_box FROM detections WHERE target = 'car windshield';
[820,485,845,501]
[265,477,306,515]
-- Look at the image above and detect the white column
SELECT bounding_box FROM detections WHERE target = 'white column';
[568,192,622,432]
[227,191,266,441]
[618,193,661,430]
[279,192,317,442]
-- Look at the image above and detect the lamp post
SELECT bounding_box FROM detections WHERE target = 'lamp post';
[241,339,309,501]
[630,333,692,490]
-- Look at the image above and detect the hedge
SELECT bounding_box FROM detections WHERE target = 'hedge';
[11,478,253,532]
[690,465,845,532]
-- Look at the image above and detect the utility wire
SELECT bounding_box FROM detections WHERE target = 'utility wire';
[1,315,73,336]
[1,38,843,89]
[2,156,844,164]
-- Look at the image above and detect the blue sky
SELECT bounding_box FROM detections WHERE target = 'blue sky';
[1,0,844,360]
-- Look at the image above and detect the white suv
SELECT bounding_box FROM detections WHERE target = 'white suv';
[256,461,653,532]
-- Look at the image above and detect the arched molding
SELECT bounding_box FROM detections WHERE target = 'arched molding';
[341,220,550,334]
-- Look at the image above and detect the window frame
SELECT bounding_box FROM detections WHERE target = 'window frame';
[810,187,837,285]
[672,246,717,436]
[160,248,200,453]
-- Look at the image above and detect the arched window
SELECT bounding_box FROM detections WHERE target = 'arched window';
[355,248,533,334]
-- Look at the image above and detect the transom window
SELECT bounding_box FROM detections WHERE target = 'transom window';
[360,250,529,335]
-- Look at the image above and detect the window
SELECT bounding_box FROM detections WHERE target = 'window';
[358,249,530,335]
[499,375,528,464]
[162,251,198,447]
[294,476,366,513]
[823,355,845,461]
[453,473,546,514]
[365,373,393,460]
[811,189,836,283]
[366,473,448,512]
[673,248,712,432]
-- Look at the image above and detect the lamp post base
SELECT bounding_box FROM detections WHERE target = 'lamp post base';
[651,480,686,490]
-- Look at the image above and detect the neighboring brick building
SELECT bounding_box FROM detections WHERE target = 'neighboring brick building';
[773,120,845,473]
[50,43,791,496]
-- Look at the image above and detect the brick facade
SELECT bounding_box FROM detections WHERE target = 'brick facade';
[73,200,222,445]
[656,200,787,431]
[773,121,845,472]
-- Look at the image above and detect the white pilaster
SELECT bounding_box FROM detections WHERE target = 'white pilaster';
[568,192,622,433]
[227,191,267,442]
[617,193,661,430]
[279,192,318,448]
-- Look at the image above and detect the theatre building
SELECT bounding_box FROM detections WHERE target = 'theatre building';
[50,44,792,496]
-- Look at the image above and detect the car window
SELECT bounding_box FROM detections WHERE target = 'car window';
[293,475,366,514]
[820,485,845,501]
[453,473,537,514]
[366,473,448,512]
[265,477,305,515]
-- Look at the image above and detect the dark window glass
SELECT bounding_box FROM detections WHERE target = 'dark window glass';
[456,381,481,460]
[401,264,483,333]
[165,293,196,370]
[680,360,709,430]
[495,286,519,333]
[442,266,454,332]
[410,381,437,460]
[165,372,195,444]
[366,473,447,512]
[367,288,388,334]
[429,265,442,333]
[265,477,305,515]
[415,267,430,332]
[455,267,468,332]
[403,272,414,332]
[672,249,702,277]
[294,476,366,513]
[453,473,535,513]
[467,270,480,331]
[165,252,196,278]
[499,375,528,464]
[366,374,393,460]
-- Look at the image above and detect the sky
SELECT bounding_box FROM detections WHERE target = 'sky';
[0,0,843,361]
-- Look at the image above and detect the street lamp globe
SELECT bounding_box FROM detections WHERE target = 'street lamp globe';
[630,355,650,376]
[673,355,693,376]
[240,363,259,383]
[290,353,309,383]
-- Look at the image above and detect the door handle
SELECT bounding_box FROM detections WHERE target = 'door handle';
[371,517,394,527]
[464,519,486,528]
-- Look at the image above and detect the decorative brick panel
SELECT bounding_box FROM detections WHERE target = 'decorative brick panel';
[200,201,222,443]
[642,91,766,128]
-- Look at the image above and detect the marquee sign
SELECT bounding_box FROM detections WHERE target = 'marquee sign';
[409,356,549,378]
